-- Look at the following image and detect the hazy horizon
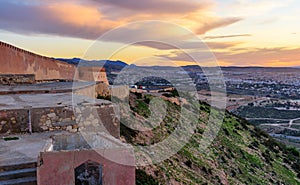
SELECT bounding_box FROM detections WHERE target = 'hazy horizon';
[2,40,300,68]
[0,0,300,67]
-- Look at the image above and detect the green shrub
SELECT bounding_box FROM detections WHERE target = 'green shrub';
[97,94,111,101]
[136,169,159,185]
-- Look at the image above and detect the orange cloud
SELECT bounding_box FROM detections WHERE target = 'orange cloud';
[204,34,252,40]
[155,47,300,67]
[99,0,206,14]
[46,3,104,26]
[134,41,241,50]
[196,17,242,35]
[215,47,300,67]
[0,1,119,39]
[206,41,243,49]
[43,2,120,38]
[0,0,243,40]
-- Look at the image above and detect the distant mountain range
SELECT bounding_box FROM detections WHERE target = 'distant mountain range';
[56,58,128,73]
[56,58,300,73]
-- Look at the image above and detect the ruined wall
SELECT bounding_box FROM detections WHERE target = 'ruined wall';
[95,82,110,97]
[0,74,35,85]
[0,105,120,138]
[31,106,77,133]
[75,104,120,138]
[76,67,109,84]
[0,41,76,81]
[111,86,129,100]
[0,107,77,134]
[74,82,111,99]
[0,109,28,133]
[96,105,119,138]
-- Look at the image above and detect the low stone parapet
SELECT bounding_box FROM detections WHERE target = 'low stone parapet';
[0,74,35,85]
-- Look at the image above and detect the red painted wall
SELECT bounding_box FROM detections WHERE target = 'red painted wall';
[37,149,135,185]
[0,41,75,80]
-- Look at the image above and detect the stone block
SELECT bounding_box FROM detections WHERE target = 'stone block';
[47,113,56,118]
[41,126,49,131]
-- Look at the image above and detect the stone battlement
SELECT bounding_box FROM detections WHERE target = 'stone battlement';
[0,41,65,65]
[0,41,110,85]
[0,41,76,81]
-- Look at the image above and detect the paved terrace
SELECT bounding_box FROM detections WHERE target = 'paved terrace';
[0,93,111,111]
[0,131,129,166]
[0,131,64,166]
[0,82,97,95]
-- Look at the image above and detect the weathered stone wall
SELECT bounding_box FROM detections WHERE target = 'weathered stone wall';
[75,67,109,84]
[75,104,120,138]
[111,86,129,100]
[0,109,29,133]
[74,82,111,99]
[96,82,111,97]
[0,41,76,81]
[0,74,35,85]
[0,105,120,138]
[0,107,77,134]
[96,105,119,138]
[31,106,77,133]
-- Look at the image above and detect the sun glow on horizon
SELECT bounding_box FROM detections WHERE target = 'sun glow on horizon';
[0,0,299,67]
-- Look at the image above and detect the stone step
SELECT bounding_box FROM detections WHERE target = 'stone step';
[0,176,37,185]
[0,162,37,172]
[0,162,37,185]
[0,168,36,181]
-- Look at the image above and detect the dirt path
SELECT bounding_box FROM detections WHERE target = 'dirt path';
[289,118,300,127]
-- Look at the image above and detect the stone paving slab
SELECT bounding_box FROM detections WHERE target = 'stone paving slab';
[0,82,95,94]
[0,131,66,166]
[0,92,111,110]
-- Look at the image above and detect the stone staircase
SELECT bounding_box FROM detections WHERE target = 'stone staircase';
[0,162,37,185]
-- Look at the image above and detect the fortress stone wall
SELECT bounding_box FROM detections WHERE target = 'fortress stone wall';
[0,41,76,81]
[0,104,120,138]
[75,66,109,84]
[0,74,35,84]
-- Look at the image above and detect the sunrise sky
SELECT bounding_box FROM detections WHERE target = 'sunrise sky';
[0,0,300,67]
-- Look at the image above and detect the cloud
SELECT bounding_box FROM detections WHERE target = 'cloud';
[206,42,242,49]
[99,0,207,14]
[259,17,279,25]
[156,50,215,65]
[218,0,293,17]
[134,40,207,50]
[196,17,242,35]
[0,1,117,39]
[134,41,241,50]
[135,41,178,50]
[0,0,244,41]
[154,47,300,67]
[204,34,252,40]
[215,47,300,66]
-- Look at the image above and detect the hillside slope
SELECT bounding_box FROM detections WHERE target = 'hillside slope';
[121,93,300,185]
